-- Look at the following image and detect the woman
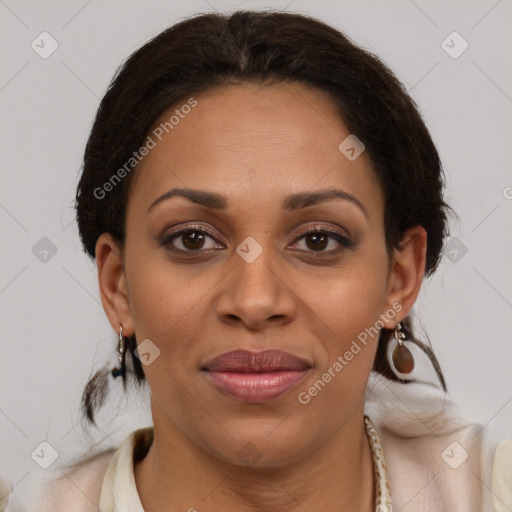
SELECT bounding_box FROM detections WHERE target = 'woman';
[25,9,510,512]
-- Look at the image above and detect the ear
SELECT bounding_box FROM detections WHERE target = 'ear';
[96,232,135,336]
[381,226,427,328]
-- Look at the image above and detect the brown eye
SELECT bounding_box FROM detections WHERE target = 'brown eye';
[178,230,207,250]
[304,232,329,251]
[161,226,223,253]
[292,227,354,254]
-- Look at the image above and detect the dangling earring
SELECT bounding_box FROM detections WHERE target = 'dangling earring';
[391,321,414,374]
[111,325,127,378]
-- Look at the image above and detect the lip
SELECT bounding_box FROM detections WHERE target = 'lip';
[202,349,312,403]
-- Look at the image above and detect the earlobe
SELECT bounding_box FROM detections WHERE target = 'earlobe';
[381,226,427,328]
[95,233,135,336]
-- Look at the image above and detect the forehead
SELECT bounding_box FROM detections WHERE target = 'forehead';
[128,82,382,220]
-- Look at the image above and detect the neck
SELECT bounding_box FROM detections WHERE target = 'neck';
[134,403,375,512]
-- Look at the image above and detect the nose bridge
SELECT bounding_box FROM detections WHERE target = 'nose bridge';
[233,232,281,297]
[215,231,296,328]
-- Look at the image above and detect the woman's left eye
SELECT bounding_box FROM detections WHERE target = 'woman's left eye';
[160,225,353,255]
[291,227,354,254]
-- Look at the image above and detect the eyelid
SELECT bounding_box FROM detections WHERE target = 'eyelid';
[164,223,220,240]
[294,223,351,239]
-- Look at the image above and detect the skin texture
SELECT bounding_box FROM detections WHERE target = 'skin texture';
[96,82,427,512]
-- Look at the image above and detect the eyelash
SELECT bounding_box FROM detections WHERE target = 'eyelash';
[159,224,354,256]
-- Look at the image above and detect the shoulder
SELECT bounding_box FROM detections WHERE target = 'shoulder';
[27,449,116,512]
[24,427,154,512]
[492,440,512,512]
[364,373,504,510]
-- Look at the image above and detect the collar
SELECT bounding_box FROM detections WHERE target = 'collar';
[99,417,391,512]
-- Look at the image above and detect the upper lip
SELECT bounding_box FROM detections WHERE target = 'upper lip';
[202,349,312,372]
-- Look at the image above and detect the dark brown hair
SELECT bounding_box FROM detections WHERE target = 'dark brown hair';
[76,10,450,426]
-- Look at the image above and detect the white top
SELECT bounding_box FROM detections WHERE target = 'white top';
[98,426,151,512]
[20,368,512,512]
[94,416,392,512]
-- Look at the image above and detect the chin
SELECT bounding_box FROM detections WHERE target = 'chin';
[203,416,317,469]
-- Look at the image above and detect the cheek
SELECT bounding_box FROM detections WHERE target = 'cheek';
[330,269,388,340]
[298,247,390,393]
[125,262,210,419]
[293,274,387,438]
[124,244,206,366]
[313,278,386,375]
[128,270,203,347]
[300,243,390,344]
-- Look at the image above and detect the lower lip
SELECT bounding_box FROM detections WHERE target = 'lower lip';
[204,370,310,402]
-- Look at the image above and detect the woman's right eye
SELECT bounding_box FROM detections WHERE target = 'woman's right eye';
[160,226,223,253]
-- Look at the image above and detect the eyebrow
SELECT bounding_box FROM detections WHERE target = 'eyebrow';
[147,187,369,219]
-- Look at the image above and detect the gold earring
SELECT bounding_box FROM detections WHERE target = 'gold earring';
[111,325,126,378]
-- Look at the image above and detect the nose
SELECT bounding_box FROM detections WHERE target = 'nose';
[215,241,297,331]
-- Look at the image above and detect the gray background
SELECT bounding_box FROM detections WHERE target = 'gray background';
[1,0,511,508]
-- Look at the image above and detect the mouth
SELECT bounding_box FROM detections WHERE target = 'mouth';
[201,349,312,403]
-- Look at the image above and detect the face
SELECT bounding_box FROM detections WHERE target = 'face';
[99,81,419,467]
